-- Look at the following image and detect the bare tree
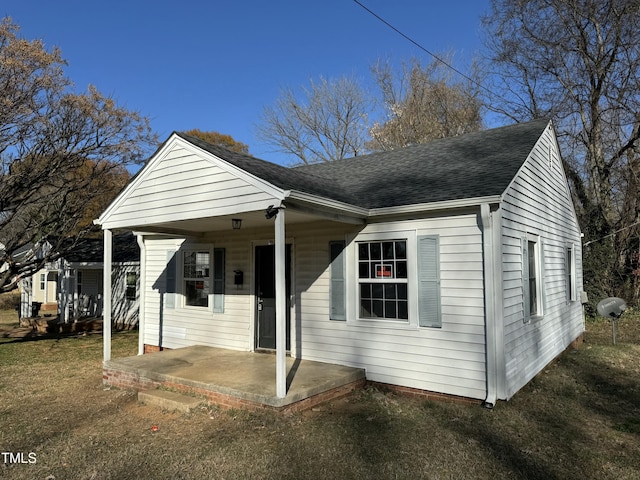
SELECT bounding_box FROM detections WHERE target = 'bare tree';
[256,76,370,164]
[482,0,640,306]
[368,57,484,151]
[0,18,157,292]
[181,129,249,154]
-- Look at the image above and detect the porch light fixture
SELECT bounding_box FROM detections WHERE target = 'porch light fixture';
[265,205,280,219]
[232,218,242,230]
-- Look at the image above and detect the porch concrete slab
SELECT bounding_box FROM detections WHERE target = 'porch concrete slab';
[105,345,365,408]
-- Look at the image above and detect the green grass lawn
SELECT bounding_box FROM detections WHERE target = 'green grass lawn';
[1,312,639,479]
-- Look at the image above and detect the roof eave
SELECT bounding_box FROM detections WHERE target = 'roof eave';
[285,190,369,222]
[368,195,503,217]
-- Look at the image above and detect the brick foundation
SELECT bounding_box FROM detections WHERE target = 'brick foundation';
[368,381,484,406]
[143,344,171,354]
[102,367,161,391]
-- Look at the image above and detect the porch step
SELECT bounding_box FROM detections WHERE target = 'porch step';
[138,389,202,413]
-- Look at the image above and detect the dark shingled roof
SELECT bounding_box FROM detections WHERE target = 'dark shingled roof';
[64,232,140,263]
[177,118,549,209]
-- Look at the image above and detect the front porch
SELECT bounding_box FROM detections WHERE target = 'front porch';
[104,345,366,412]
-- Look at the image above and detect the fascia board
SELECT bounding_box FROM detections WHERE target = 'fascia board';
[286,190,368,217]
[368,195,502,217]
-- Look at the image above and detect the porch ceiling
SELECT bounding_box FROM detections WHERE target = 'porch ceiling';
[126,201,365,236]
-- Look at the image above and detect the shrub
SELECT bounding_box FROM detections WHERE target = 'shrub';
[0,292,20,310]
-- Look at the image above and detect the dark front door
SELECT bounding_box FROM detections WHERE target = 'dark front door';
[255,244,291,350]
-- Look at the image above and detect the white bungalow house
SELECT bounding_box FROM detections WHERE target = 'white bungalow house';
[19,233,140,327]
[96,119,585,405]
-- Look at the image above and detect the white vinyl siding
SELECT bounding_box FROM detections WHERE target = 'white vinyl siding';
[295,217,486,401]
[102,139,282,229]
[141,216,486,400]
[142,235,252,351]
[501,124,584,399]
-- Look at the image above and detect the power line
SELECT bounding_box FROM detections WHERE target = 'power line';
[583,220,640,247]
[351,0,505,102]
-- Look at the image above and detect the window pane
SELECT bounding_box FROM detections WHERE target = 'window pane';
[370,242,381,260]
[371,283,384,299]
[359,262,370,278]
[398,301,408,319]
[396,261,407,278]
[528,241,537,315]
[395,241,407,259]
[184,265,196,278]
[360,299,372,317]
[529,279,537,315]
[185,280,209,307]
[184,251,196,264]
[385,301,396,318]
[370,263,378,279]
[397,283,407,300]
[528,241,536,276]
[372,300,384,317]
[384,283,396,299]
[360,283,371,299]
[358,243,369,260]
[383,242,395,259]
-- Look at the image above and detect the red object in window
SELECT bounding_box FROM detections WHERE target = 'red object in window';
[196,281,204,290]
[376,264,393,278]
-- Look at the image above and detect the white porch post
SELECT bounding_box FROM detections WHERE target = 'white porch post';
[275,208,287,398]
[60,264,69,323]
[103,229,113,362]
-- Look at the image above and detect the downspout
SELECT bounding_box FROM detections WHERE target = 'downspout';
[136,234,146,356]
[481,203,498,408]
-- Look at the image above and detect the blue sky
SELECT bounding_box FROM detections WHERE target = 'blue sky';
[4,0,492,165]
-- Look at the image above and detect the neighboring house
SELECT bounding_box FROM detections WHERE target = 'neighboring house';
[96,118,585,405]
[19,233,140,327]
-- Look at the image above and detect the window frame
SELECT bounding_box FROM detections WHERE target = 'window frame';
[181,245,213,309]
[524,234,544,322]
[125,272,137,301]
[354,232,416,324]
[566,243,576,303]
[39,273,45,291]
